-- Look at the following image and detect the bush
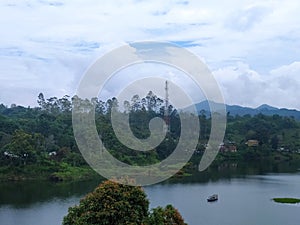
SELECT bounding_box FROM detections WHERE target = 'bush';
[145,205,187,225]
[63,179,149,225]
[63,179,187,225]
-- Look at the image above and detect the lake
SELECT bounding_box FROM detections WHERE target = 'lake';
[1,163,300,225]
[148,174,300,225]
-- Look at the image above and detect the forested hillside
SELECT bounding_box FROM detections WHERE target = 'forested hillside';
[0,92,300,181]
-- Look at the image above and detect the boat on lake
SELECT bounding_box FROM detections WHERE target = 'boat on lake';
[207,194,218,202]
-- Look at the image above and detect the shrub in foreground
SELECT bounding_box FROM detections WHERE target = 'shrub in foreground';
[63,179,187,225]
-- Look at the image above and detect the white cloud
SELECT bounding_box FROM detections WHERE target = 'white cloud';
[213,61,300,110]
[0,0,300,109]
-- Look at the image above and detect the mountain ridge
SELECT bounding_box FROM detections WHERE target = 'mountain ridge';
[185,101,300,120]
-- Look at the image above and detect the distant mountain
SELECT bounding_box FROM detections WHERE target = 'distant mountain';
[255,104,278,111]
[184,101,300,120]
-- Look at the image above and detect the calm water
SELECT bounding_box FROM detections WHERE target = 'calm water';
[147,174,300,225]
[1,163,300,225]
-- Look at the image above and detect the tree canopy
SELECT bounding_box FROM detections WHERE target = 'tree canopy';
[0,93,300,181]
[63,179,187,225]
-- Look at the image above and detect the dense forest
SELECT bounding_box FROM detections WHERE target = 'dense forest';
[0,92,300,181]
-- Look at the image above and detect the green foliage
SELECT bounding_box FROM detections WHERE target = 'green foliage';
[63,179,187,225]
[2,130,39,165]
[1,92,300,181]
[273,198,300,204]
[226,113,300,152]
[63,179,149,225]
[50,163,98,181]
[145,205,187,225]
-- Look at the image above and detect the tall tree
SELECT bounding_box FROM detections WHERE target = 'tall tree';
[3,130,37,165]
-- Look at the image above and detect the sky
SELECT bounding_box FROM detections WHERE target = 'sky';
[0,0,300,110]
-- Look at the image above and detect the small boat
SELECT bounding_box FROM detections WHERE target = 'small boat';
[207,194,218,202]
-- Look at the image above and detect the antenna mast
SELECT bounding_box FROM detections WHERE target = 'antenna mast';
[164,80,170,133]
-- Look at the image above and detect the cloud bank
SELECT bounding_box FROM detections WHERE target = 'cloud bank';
[0,0,300,109]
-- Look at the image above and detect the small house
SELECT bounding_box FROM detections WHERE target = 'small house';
[246,139,259,147]
[219,141,237,152]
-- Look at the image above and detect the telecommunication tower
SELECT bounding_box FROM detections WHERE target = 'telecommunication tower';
[164,80,170,133]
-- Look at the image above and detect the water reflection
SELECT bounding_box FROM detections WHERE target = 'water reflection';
[0,161,299,207]
[0,179,103,208]
[162,160,300,184]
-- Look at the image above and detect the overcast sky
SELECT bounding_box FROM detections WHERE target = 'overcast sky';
[1,0,300,110]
